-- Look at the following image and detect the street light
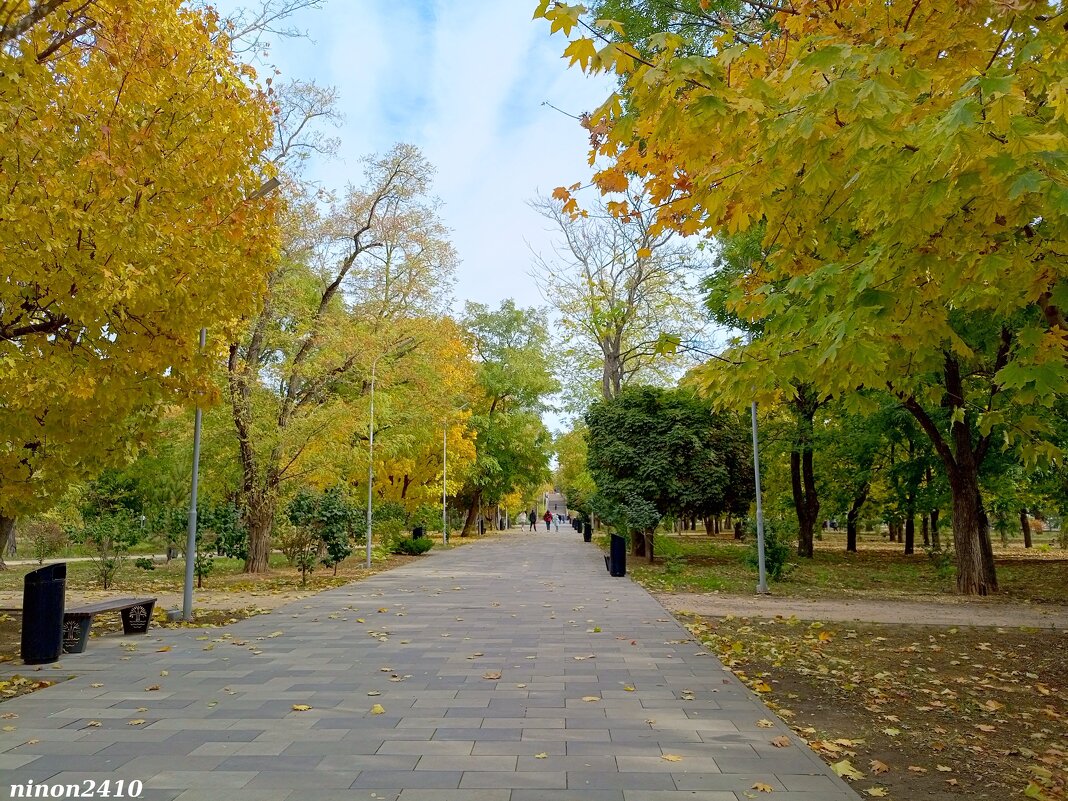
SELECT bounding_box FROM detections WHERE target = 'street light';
[183,176,280,621]
[751,401,769,594]
[366,336,417,568]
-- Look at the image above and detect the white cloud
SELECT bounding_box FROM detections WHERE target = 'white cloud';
[258,0,614,307]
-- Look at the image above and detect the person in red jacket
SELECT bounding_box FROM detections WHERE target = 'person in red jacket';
[542,509,552,532]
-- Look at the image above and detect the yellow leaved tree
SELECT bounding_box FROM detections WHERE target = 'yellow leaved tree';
[0,0,277,560]
[539,0,1068,594]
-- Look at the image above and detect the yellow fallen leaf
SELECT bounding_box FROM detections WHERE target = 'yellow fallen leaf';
[623,685,635,692]
[87,721,102,727]
[156,646,172,652]
[144,685,160,692]
[367,691,381,697]
[26,739,39,745]
[371,704,385,715]
[160,671,169,677]
[936,765,953,772]
[534,752,548,759]
[661,754,683,762]
[482,671,502,680]
[267,631,283,638]
[356,618,365,623]
[976,724,996,733]
[882,728,901,736]
[757,719,775,728]
[751,782,775,793]
[291,704,312,711]
[753,681,773,693]
[89,683,104,688]
[127,719,146,726]
[582,696,600,702]
[2,725,15,732]
[771,736,791,748]
[864,788,888,797]
[908,765,928,774]
[831,760,865,781]
[870,759,890,775]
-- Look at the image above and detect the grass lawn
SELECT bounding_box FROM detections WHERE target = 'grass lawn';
[620,532,1068,604]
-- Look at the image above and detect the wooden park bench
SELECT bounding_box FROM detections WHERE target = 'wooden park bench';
[62,597,156,654]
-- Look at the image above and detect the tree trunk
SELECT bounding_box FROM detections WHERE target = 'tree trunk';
[922,515,930,548]
[790,385,820,558]
[846,482,868,553]
[931,508,940,550]
[0,514,14,570]
[645,530,655,563]
[1020,508,1033,548]
[460,493,480,537]
[949,471,997,594]
[791,447,819,557]
[243,491,275,573]
[703,517,713,536]
[632,529,646,558]
[904,488,916,555]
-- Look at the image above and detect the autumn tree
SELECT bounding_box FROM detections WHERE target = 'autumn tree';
[227,143,457,572]
[533,189,705,401]
[539,0,1068,595]
[0,0,277,566]
[456,301,557,535]
[585,385,751,561]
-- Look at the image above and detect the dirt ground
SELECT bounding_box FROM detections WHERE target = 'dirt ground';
[685,613,1067,801]
[659,592,1068,629]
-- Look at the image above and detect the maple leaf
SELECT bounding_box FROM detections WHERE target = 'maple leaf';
[751,782,775,793]
[482,671,502,680]
[864,789,888,798]
[661,754,684,762]
[370,704,385,715]
[291,704,312,711]
[870,759,890,775]
[771,736,791,748]
[831,760,866,781]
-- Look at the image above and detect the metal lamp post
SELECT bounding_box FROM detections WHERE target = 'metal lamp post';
[751,400,769,594]
[183,177,280,622]
[365,336,416,569]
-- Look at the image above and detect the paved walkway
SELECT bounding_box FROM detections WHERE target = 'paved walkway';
[1,532,858,801]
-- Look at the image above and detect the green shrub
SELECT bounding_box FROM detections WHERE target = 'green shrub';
[745,518,792,581]
[392,536,434,556]
[134,557,156,571]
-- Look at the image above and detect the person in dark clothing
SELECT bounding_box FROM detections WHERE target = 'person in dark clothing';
[529,509,537,532]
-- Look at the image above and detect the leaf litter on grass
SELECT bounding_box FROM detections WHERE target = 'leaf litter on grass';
[683,614,1067,801]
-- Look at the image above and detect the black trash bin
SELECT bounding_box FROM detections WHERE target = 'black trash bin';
[412,526,425,540]
[582,522,592,543]
[609,534,626,577]
[21,563,66,665]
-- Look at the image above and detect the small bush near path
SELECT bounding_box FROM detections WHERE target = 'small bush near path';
[685,613,1067,801]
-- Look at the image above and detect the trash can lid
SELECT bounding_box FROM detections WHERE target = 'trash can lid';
[25,562,67,582]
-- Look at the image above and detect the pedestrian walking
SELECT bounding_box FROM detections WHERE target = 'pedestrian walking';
[529,509,537,532]
[543,510,552,532]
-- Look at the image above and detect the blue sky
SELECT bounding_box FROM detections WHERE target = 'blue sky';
[237,0,614,306]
